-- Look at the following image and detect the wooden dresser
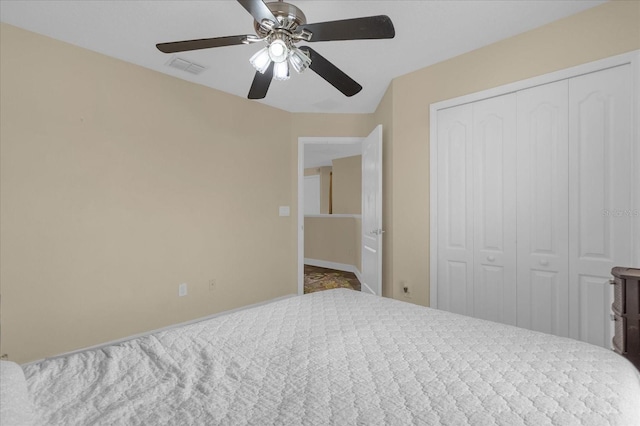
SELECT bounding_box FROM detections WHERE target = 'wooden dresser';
[611,267,640,370]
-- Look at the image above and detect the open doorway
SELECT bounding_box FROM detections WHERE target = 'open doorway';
[299,137,362,295]
[297,126,383,296]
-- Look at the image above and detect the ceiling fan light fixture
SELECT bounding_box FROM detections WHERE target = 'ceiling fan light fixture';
[273,60,290,81]
[268,39,289,63]
[249,47,271,74]
[289,47,311,73]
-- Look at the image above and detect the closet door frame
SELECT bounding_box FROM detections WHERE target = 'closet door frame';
[430,50,640,309]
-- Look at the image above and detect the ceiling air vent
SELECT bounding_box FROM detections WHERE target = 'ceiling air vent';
[166,56,207,75]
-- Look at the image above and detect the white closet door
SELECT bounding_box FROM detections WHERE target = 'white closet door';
[472,94,518,325]
[516,80,570,337]
[568,64,633,347]
[436,104,474,316]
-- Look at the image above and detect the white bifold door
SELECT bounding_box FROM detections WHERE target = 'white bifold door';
[436,93,518,325]
[516,80,570,338]
[472,95,518,325]
[435,63,635,347]
[436,104,474,317]
[568,66,634,347]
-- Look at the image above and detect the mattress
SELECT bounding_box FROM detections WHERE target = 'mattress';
[21,289,640,425]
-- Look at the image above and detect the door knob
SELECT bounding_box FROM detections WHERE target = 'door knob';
[487,256,496,262]
[539,260,549,266]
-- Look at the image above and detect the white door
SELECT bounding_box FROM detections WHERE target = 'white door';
[436,104,474,315]
[435,96,518,324]
[516,80,570,337]
[472,94,518,325]
[361,125,383,296]
[568,64,634,347]
[304,175,320,215]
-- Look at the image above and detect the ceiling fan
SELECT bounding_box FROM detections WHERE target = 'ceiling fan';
[156,0,395,100]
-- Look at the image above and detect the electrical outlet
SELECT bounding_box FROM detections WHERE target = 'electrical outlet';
[401,281,411,298]
[208,279,216,292]
[179,283,187,297]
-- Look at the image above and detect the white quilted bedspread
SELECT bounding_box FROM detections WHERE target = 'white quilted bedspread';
[24,289,640,425]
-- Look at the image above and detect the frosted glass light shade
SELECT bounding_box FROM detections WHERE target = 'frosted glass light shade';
[249,48,271,74]
[268,39,289,63]
[273,61,290,81]
[290,47,311,73]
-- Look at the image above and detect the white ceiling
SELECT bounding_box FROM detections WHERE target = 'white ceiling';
[0,0,603,114]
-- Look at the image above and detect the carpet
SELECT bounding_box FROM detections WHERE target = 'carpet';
[304,265,361,294]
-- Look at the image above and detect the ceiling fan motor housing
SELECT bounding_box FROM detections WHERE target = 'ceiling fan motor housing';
[254,1,307,36]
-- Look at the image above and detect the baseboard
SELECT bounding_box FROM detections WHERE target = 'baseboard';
[361,282,375,295]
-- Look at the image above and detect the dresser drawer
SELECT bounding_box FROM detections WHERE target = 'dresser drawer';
[612,314,626,354]
[611,267,640,370]
[611,277,626,315]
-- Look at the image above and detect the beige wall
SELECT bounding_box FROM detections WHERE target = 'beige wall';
[0,23,297,363]
[332,155,362,214]
[303,153,363,273]
[290,114,373,139]
[381,1,640,307]
[304,216,361,270]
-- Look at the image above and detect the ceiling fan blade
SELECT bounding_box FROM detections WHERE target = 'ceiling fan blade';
[299,46,362,97]
[248,62,275,99]
[156,35,250,53]
[236,0,278,26]
[298,15,395,42]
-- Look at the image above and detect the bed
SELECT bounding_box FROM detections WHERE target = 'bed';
[2,289,639,425]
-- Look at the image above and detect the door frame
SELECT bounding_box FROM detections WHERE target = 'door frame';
[429,50,640,308]
[298,136,364,295]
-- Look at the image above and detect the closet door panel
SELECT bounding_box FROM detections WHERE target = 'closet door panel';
[569,64,633,347]
[516,80,569,337]
[472,94,517,325]
[436,104,474,316]
[578,275,612,347]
